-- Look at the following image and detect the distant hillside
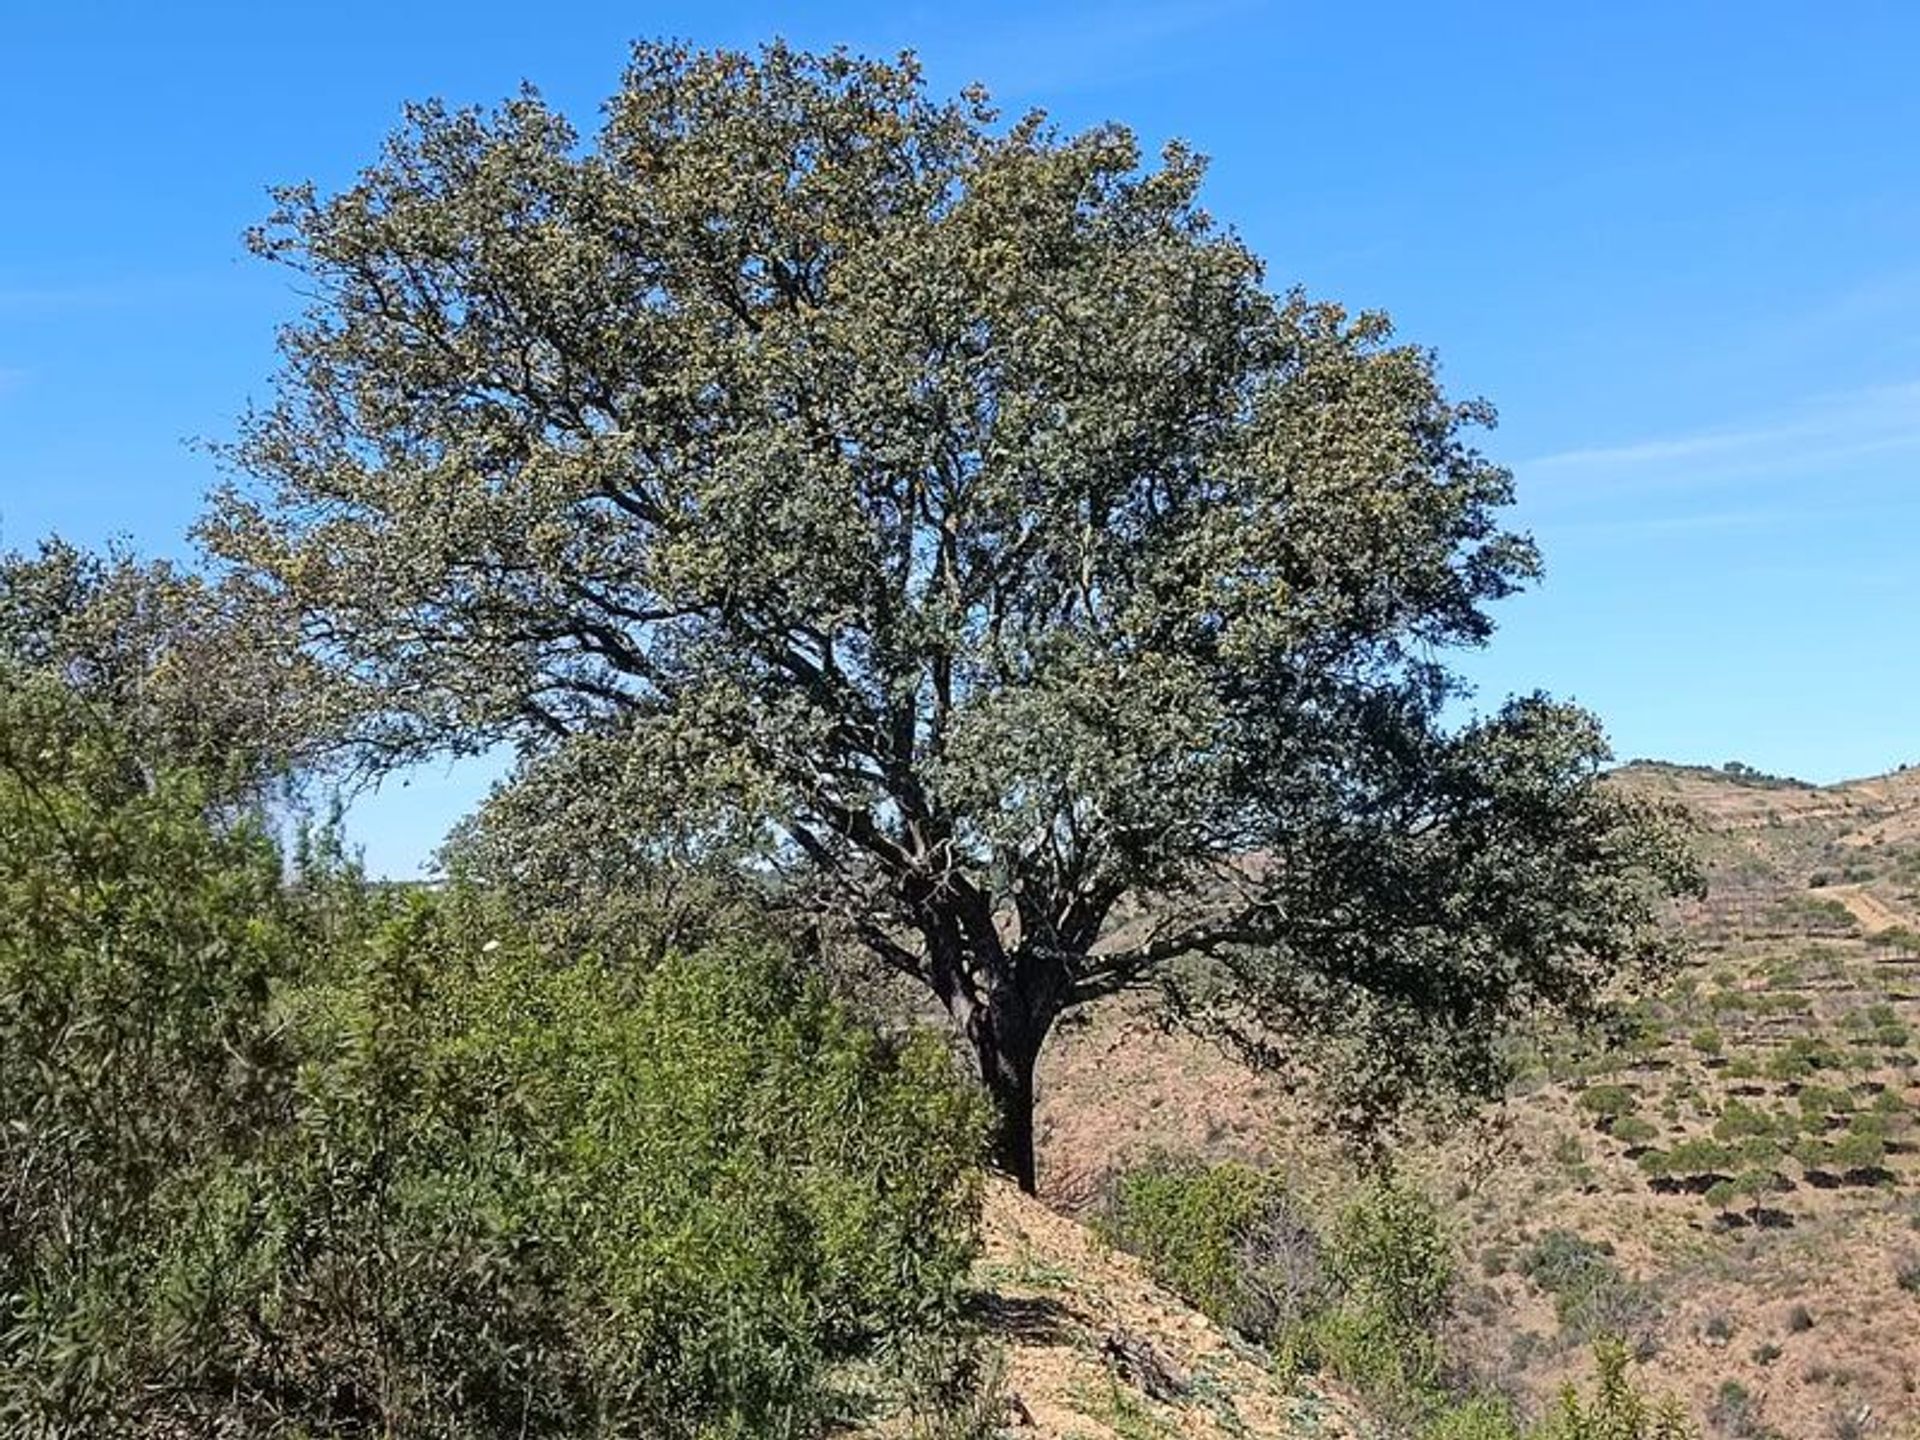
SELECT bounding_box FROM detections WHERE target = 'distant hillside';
[1025,758,1920,1439]
[1620,759,1821,791]
[1614,758,1920,837]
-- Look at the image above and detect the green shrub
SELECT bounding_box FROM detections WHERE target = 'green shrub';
[1520,1231,1657,1349]
[1611,1116,1659,1146]
[1535,1342,1696,1439]
[1765,1037,1841,1082]
[0,681,297,1435]
[1099,1159,1457,1427]
[1797,1085,1855,1120]
[1895,1255,1920,1295]
[1638,1138,1735,1178]
[1094,1154,1323,1341]
[1579,1085,1637,1121]
[1713,1098,1784,1143]
[1705,1380,1766,1438]
[1796,1130,1887,1173]
[382,927,987,1435]
[1796,896,1856,930]
[1424,1395,1525,1440]
[892,1331,1014,1440]
[1847,1110,1891,1140]
[0,686,988,1437]
[1732,1167,1788,1216]
[1332,1178,1454,1338]
[1291,1301,1435,1418]
[1422,1343,1695,1440]
[1283,1179,1456,1425]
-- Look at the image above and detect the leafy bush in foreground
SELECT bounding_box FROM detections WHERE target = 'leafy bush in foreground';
[258,918,989,1438]
[1531,1342,1695,1439]
[0,680,297,1434]
[1422,1344,1695,1439]
[0,682,987,1437]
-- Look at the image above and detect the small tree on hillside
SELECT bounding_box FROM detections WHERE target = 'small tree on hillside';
[207,41,1695,1189]
[0,537,315,793]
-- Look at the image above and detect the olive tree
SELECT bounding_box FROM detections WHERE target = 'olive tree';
[207,42,1693,1190]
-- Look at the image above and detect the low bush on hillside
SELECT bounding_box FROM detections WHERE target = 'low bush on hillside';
[1426,1343,1695,1440]
[1639,1138,1738,1178]
[1097,1157,1456,1425]
[1520,1231,1659,1352]
[1765,1036,1843,1082]
[1295,1179,1460,1424]
[1092,1154,1326,1340]
[1578,1085,1638,1123]
[1097,1153,1697,1438]
[1894,1255,1920,1295]
[1611,1116,1659,1146]
[0,681,987,1437]
[1533,1343,1696,1439]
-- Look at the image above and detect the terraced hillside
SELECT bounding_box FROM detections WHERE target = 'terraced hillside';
[1029,762,1920,1439]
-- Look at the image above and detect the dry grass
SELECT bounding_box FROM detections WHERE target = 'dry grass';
[1024,762,1920,1438]
[959,1178,1365,1438]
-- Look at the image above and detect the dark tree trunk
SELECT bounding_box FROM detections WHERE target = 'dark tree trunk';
[979,1027,1041,1192]
[967,987,1053,1195]
[918,903,1075,1196]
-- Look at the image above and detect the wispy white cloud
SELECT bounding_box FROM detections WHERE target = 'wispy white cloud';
[1547,500,1920,541]
[1554,507,1804,539]
[1525,381,1920,486]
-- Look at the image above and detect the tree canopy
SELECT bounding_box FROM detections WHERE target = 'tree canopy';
[207,40,1695,1188]
[0,537,316,794]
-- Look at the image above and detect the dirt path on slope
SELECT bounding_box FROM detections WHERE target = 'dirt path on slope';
[971,1179,1361,1438]
[1829,884,1916,935]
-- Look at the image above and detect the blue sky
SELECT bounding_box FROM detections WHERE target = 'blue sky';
[4,1,1917,876]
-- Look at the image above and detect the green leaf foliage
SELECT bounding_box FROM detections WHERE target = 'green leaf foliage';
[0,538,313,792]
[1094,1154,1324,1341]
[1519,1231,1657,1348]
[1418,1342,1696,1439]
[204,39,1699,1181]
[1534,1342,1697,1440]
[1579,1085,1637,1121]
[0,679,296,1433]
[0,681,986,1437]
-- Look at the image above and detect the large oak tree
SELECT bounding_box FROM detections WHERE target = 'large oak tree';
[207,42,1692,1190]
